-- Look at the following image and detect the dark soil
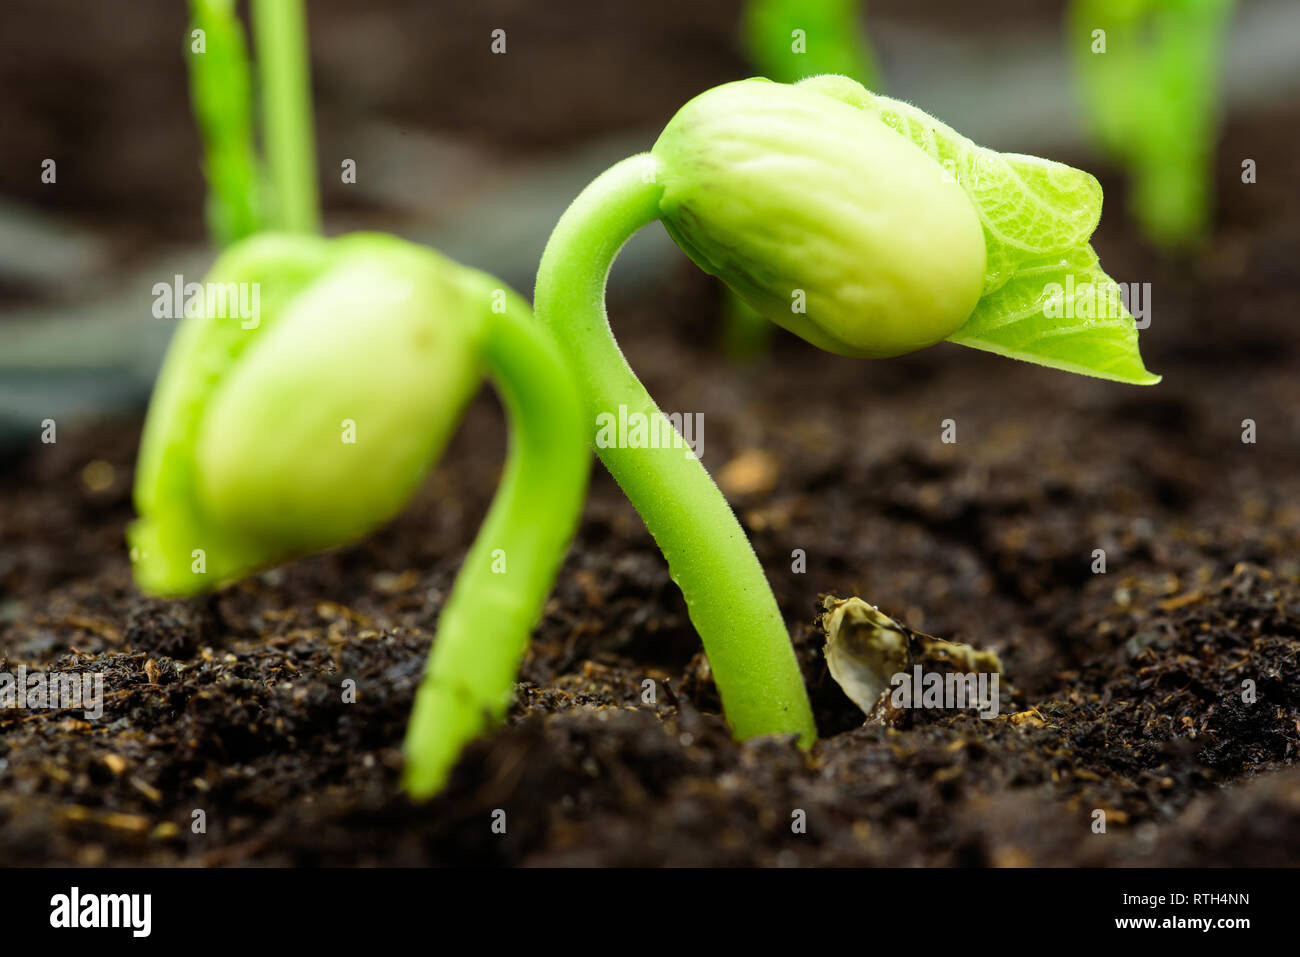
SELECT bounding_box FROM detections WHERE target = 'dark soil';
[2,1,1299,866]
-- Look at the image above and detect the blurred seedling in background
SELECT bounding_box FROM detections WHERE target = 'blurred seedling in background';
[133,0,589,799]
[535,74,1158,751]
[743,0,881,90]
[1070,0,1236,248]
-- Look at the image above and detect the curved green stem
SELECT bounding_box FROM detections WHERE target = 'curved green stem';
[403,289,591,800]
[187,0,261,246]
[251,0,319,234]
[534,155,817,747]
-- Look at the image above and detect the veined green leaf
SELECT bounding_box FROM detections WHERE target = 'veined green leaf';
[858,92,1104,293]
[946,244,1159,385]
[793,75,1157,383]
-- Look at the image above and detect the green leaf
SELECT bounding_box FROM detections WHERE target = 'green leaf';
[857,92,1104,293]
[794,77,1158,383]
[946,244,1160,385]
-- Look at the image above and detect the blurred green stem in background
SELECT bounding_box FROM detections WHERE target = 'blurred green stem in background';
[719,289,773,360]
[186,0,262,247]
[743,0,881,89]
[1069,0,1235,249]
[187,0,321,243]
[251,0,321,234]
